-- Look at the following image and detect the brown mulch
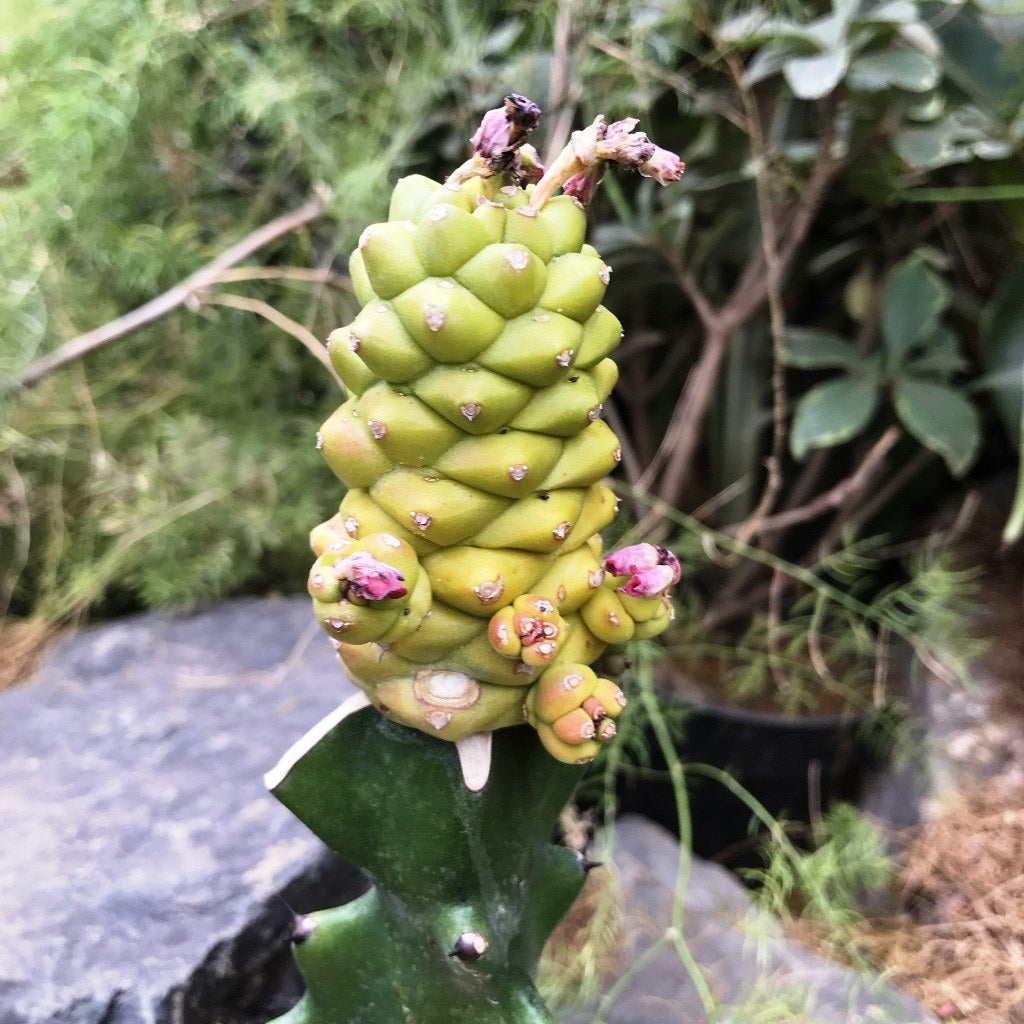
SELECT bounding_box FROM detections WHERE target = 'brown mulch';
[796,781,1024,1023]
[0,618,56,689]
[855,782,1024,1023]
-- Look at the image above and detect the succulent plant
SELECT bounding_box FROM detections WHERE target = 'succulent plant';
[266,97,683,1024]
[308,96,684,778]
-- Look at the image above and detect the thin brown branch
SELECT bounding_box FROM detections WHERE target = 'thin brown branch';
[202,292,341,387]
[636,326,731,502]
[639,97,844,510]
[703,428,903,631]
[213,266,350,289]
[732,427,901,541]
[543,0,581,166]
[817,447,935,553]
[659,245,717,330]
[725,96,843,331]
[725,51,787,544]
[11,194,328,392]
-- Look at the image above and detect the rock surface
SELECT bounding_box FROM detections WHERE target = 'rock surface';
[563,816,936,1024]
[2,598,935,1024]
[0,597,364,1024]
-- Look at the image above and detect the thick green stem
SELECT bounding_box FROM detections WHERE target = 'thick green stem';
[267,706,585,1024]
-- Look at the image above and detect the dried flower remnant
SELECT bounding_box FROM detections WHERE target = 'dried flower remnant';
[447,93,543,186]
[530,115,685,210]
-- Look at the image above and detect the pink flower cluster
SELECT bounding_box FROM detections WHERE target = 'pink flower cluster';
[604,543,681,598]
[334,551,407,602]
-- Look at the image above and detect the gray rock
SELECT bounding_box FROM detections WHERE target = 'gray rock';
[1,598,937,1024]
[0,597,365,1024]
[564,816,935,1024]
[860,657,1024,838]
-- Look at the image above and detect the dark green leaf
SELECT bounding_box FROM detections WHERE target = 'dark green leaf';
[893,377,981,475]
[894,105,1013,170]
[881,255,951,365]
[928,0,1024,120]
[782,328,864,370]
[791,376,880,459]
[903,325,967,377]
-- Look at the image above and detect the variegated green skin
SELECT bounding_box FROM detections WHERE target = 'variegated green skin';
[311,174,672,762]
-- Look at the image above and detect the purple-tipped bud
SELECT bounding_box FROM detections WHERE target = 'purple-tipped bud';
[334,551,407,602]
[638,144,685,185]
[605,543,680,597]
[471,94,541,164]
[602,118,656,164]
[594,118,683,184]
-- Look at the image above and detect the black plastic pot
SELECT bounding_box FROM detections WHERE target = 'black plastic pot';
[609,694,887,870]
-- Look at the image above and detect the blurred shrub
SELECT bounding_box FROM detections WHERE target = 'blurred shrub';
[2,0,1023,639]
[0,0,558,619]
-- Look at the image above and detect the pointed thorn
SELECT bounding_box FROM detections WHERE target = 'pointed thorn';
[456,731,493,792]
[291,914,317,945]
[451,930,489,961]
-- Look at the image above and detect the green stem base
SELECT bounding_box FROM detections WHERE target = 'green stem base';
[267,708,586,1024]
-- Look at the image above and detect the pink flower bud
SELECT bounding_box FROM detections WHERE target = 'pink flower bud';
[604,543,662,576]
[563,167,605,205]
[334,551,407,602]
[638,145,685,185]
[471,94,541,163]
[471,108,514,161]
[605,543,681,597]
[621,564,677,598]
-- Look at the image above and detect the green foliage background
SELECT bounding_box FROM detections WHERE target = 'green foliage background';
[1,0,561,618]
[3,0,1023,630]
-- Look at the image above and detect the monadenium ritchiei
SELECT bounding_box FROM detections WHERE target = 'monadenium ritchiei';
[309,95,684,768]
